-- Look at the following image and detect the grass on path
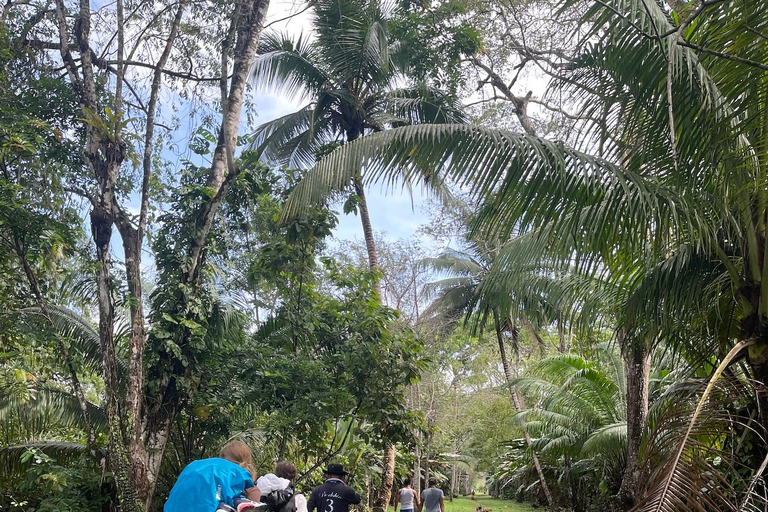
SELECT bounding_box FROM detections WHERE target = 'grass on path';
[390,495,536,512]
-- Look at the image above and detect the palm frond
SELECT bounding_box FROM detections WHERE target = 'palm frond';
[251,32,329,101]
[16,305,127,375]
[635,344,765,511]
[581,423,627,458]
[315,0,393,86]
[0,379,106,442]
[250,106,316,165]
[0,442,101,479]
[420,251,484,277]
[385,85,467,126]
[286,124,705,255]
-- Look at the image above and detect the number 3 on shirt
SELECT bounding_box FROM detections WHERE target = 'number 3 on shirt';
[325,500,335,512]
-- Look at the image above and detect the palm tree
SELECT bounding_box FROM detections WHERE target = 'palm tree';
[503,348,755,511]
[280,0,768,508]
[251,0,464,278]
[0,307,110,488]
[508,351,629,510]
[250,0,463,505]
[421,227,649,505]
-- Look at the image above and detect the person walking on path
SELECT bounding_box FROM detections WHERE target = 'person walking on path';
[419,478,444,512]
[257,460,308,512]
[394,478,419,512]
[308,463,361,512]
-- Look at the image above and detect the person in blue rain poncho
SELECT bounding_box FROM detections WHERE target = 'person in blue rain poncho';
[165,441,262,512]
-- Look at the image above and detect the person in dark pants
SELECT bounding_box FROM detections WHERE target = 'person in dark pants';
[308,464,361,512]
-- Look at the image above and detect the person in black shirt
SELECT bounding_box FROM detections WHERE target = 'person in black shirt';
[307,464,361,512]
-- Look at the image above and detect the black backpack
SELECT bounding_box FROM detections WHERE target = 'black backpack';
[262,486,297,512]
[277,493,298,512]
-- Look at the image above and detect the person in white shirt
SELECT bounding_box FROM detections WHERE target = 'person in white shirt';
[394,478,419,512]
[257,461,308,512]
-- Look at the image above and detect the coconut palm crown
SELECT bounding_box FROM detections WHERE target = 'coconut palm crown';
[249,0,465,167]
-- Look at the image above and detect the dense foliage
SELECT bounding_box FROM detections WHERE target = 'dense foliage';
[3,0,768,510]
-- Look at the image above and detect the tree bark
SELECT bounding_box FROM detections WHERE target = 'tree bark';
[353,177,380,275]
[617,337,651,507]
[373,445,396,512]
[450,465,456,501]
[493,308,553,507]
[423,427,431,496]
[410,384,422,495]
[557,312,566,353]
[93,205,143,511]
[186,0,271,283]
[413,436,421,494]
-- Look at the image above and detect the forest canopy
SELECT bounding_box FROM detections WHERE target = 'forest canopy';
[2,0,768,511]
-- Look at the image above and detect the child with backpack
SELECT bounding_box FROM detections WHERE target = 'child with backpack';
[164,441,263,512]
[257,461,308,512]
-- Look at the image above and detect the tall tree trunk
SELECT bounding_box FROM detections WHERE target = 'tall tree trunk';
[493,309,553,507]
[365,475,371,509]
[617,336,651,507]
[93,205,141,511]
[115,223,150,505]
[557,312,566,353]
[122,4,185,505]
[423,429,431,495]
[353,177,380,275]
[412,384,422,495]
[449,465,456,501]
[373,445,396,512]
[413,441,421,493]
[186,0,271,280]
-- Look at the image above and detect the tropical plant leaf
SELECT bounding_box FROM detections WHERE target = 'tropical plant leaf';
[16,305,127,375]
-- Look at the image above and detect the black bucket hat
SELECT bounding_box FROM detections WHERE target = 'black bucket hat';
[324,463,349,476]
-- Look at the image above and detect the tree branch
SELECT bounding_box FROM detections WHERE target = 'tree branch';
[471,57,536,136]
[263,0,313,29]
